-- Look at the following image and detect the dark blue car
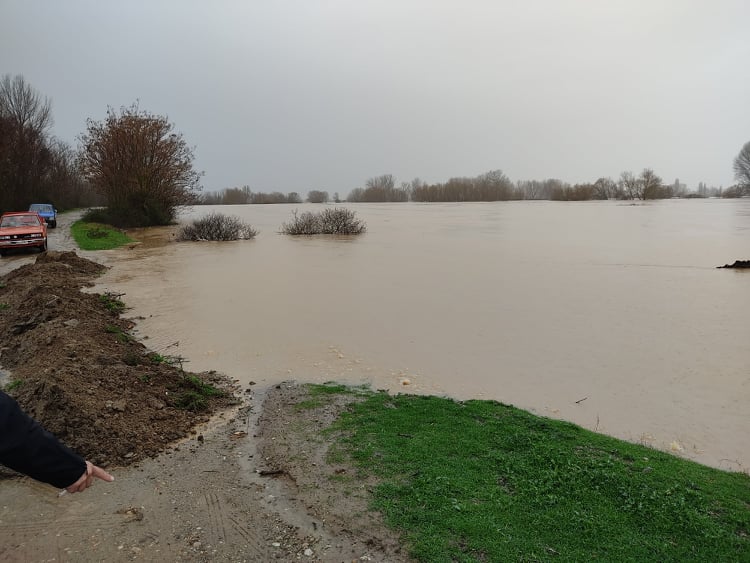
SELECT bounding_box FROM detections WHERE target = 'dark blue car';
[28,203,57,228]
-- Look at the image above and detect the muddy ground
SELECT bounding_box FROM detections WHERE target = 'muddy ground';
[0,214,409,562]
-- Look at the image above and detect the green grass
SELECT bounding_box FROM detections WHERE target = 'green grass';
[295,382,360,410]
[99,292,126,314]
[4,379,22,392]
[148,352,183,366]
[174,375,225,412]
[105,324,132,343]
[0,302,8,311]
[71,220,134,250]
[318,387,750,562]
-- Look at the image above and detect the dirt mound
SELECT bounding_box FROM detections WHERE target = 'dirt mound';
[34,249,108,274]
[718,259,750,269]
[0,251,236,468]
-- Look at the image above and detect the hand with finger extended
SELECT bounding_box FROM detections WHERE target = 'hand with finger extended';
[65,461,115,493]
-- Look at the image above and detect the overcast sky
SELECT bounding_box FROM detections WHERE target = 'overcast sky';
[2,1,748,195]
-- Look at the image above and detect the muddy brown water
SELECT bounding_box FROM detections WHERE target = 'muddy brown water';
[59,201,750,471]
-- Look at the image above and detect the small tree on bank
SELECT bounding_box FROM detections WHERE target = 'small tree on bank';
[79,104,201,227]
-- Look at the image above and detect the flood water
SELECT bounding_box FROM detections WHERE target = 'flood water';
[94,199,749,471]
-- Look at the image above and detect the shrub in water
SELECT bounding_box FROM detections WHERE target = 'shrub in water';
[281,208,365,235]
[280,210,321,235]
[177,212,257,241]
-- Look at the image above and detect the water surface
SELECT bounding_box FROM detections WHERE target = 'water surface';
[95,200,749,470]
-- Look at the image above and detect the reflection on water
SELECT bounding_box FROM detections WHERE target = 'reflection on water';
[95,200,750,470]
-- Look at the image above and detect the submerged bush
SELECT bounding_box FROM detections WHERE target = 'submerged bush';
[177,212,257,241]
[280,211,320,235]
[281,207,366,235]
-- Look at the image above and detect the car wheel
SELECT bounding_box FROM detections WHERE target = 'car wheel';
[0,249,5,257]
[40,238,48,252]
[50,220,56,229]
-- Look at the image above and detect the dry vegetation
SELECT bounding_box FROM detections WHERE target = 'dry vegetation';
[281,207,366,235]
[177,212,257,241]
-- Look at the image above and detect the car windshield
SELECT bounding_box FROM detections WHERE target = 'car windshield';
[29,204,53,213]
[1,215,38,228]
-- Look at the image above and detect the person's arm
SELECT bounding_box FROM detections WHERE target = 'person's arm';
[0,390,111,490]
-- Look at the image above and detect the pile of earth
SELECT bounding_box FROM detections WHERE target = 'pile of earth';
[0,251,237,468]
[718,259,750,269]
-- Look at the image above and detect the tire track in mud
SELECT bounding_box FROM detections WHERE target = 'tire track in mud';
[204,491,228,544]
[0,502,138,563]
[203,490,269,559]
[228,514,269,560]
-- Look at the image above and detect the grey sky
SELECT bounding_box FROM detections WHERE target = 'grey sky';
[2,0,748,194]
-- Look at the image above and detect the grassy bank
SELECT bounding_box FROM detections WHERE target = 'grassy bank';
[309,385,749,562]
[71,220,134,250]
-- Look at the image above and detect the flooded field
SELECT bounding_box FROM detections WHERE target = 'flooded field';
[94,199,749,470]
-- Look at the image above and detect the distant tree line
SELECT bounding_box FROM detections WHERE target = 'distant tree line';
[199,187,303,205]
[342,166,746,203]
[198,187,338,205]
[347,174,410,202]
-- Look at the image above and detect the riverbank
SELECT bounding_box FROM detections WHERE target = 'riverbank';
[0,218,404,561]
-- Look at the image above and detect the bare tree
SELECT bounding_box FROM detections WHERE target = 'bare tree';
[475,170,513,200]
[0,74,53,210]
[0,74,93,212]
[307,190,329,203]
[517,180,544,200]
[79,104,202,226]
[412,170,515,202]
[246,191,298,204]
[640,168,664,199]
[346,187,364,202]
[0,74,52,134]
[46,139,101,208]
[199,190,224,205]
[223,187,250,204]
[592,177,618,200]
[349,174,409,202]
[366,174,395,192]
[618,171,640,200]
[734,141,750,195]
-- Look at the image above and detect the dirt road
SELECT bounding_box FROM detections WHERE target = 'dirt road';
[0,384,406,562]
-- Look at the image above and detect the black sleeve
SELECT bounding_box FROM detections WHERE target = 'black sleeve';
[0,390,86,489]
